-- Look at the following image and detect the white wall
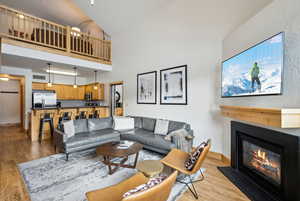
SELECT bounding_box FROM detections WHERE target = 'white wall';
[0,79,20,124]
[100,0,270,153]
[1,66,32,129]
[220,0,300,157]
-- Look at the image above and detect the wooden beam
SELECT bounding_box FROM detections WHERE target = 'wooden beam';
[220,105,300,128]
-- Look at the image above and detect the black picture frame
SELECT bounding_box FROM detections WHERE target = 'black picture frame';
[160,65,187,105]
[221,32,284,98]
[137,71,157,104]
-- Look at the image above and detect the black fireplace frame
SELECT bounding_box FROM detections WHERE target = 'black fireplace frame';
[231,121,300,201]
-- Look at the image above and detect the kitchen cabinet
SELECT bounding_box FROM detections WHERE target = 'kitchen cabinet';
[32,82,104,100]
[32,82,45,90]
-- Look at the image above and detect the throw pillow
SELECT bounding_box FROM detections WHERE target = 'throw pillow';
[114,116,135,130]
[154,119,169,135]
[184,142,207,171]
[63,120,75,138]
[123,175,166,198]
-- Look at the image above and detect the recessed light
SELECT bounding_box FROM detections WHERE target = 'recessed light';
[46,69,78,76]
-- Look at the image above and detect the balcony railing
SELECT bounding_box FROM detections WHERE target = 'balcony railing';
[0,5,111,63]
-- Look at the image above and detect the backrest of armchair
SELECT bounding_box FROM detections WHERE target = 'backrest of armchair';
[191,139,211,174]
[122,171,178,201]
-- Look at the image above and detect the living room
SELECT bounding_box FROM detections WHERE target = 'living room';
[0,0,300,201]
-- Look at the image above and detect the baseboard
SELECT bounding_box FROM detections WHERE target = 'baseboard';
[0,123,21,127]
[208,151,231,165]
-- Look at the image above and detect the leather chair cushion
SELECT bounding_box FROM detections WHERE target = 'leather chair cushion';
[74,119,88,134]
[142,117,156,132]
[88,118,113,132]
[121,129,176,151]
[65,128,120,149]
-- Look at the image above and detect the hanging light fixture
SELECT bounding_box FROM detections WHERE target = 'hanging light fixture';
[73,67,78,88]
[90,0,95,6]
[47,63,52,87]
[93,70,98,90]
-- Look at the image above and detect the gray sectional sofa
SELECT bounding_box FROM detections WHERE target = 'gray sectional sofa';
[53,116,193,160]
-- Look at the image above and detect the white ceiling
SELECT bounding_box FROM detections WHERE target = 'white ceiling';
[0,0,91,28]
[73,0,273,37]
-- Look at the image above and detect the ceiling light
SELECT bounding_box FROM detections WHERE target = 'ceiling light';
[93,70,98,90]
[46,69,78,76]
[90,0,95,5]
[73,67,78,89]
[47,63,52,87]
[0,77,9,81]
[71,27,81,37]
[17,14,25,19]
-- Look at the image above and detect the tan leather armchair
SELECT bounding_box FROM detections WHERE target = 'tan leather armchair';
[86,171,178,201]
[161,139,211,199]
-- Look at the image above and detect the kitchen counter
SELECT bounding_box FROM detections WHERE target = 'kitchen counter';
[29,106,110,142]
[32,105,109,110]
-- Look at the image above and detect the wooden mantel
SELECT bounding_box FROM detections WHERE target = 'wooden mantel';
[220,105,300,128]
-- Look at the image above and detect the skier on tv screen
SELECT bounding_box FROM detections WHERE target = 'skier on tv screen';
[250,62,261,93]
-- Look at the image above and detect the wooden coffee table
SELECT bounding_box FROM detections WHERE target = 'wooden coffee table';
[96,141,143,175]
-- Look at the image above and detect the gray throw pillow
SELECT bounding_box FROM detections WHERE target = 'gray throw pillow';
[63,120,75,138]
[134,117,143,128]
[142,118,156,131]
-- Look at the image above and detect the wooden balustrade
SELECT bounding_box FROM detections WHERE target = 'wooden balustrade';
[0,5,111,63]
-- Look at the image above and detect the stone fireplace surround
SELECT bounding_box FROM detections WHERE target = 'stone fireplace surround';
[228,121,300,201]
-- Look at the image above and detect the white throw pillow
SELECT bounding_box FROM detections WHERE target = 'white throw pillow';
[154,119,169,135]
[63,120,75,138]
[114,116,135,130]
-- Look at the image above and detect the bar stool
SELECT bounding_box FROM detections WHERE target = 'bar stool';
[39,112,54,143]
[75,111,87,119]
[89,110,99,119]
[58,112,72,124]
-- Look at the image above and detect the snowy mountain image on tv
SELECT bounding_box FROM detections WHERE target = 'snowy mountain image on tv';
[222,32,284,97]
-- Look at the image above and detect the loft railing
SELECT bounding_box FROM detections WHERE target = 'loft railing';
[0,5,111,63]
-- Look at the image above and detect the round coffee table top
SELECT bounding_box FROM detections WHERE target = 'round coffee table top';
[96,141,143,158]
[136,160,164,177]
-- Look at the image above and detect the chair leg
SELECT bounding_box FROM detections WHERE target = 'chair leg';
[176,169,205,199]
[66,153,69,161]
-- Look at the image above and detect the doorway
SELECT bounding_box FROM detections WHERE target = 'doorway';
[110,82,124,116]
[0,75,25,128]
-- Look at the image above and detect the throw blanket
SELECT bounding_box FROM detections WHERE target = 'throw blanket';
[165,129,193,152]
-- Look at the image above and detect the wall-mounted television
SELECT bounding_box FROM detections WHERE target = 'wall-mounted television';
[222,32,284,97]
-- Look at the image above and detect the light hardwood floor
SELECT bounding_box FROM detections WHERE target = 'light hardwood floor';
[0,126,250,201]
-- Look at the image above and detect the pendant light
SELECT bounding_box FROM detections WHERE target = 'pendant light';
[47,63,52,87]
[73,67,78,88]
[90,0,94,5]
[93,70,98,90]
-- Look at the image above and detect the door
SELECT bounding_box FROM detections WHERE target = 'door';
[110,82,124,116]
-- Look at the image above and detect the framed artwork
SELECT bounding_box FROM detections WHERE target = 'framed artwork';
[160,65,187,105]
[137,71,157,104]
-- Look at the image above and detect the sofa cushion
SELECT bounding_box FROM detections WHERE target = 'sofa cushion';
[142,117,156,132]
[154,119,169,135]
[65,128,120,149]
[88,118,113,132]
[121,129,176,150]
[134,117,143,128]
[74,119,88,134]
[114,117,135,130]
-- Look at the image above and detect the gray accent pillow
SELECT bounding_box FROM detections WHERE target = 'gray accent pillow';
[88,118,113,132]
[142,117,156,132]
[154,119,169,135]
[134,117,143,128]
[73,119,88,134]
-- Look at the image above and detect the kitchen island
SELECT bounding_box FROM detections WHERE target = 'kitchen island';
[30,106,109,142]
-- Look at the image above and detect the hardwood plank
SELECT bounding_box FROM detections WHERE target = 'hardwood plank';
[0,126,249,201]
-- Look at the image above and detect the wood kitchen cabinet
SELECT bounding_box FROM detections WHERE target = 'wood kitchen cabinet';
[32,82,104,100]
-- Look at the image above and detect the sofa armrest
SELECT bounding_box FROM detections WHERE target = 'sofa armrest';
[53,129,68,152]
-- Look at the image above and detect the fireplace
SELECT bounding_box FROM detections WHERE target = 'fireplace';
[227,122,300,201]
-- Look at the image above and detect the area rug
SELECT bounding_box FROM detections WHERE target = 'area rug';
[18,149,204,201]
